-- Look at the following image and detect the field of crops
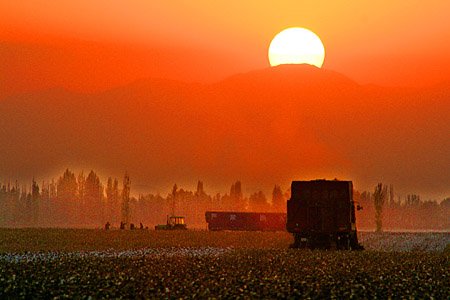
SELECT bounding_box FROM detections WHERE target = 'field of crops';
[0,229,448,299]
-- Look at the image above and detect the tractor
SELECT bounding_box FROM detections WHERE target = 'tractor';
[155,215,188,230]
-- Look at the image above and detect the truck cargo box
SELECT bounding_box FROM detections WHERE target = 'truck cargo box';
[205,211,286,231]
[287,180,363,250]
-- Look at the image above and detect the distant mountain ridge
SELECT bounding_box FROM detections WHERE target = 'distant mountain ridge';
[0,65,449,198]
[217,64,359,90]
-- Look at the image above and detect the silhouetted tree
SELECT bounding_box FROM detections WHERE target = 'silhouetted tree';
[230,181,242,199]
[10,182,20,226]
[77,172,86,223]
[389,184,395,207]
[406,194,421,207]
[106,177,114,221]
[22,185,32,224]
[31,179,40,225]
[113,178,120,222]
[373,183,387,232]
[121,173,131,225]
[85,170,104,224]
[229,181,244,210]
[49,179,57,199]
[170,184,178,216]
[196,180,205,197]
[40,181,50,223]
[57,169,77,225]
[57,169,77,199]
[249,191,268,212]
[0,184,8,226]
[271,185,284,211]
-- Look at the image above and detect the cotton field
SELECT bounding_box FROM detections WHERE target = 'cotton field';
[0,229,448,298]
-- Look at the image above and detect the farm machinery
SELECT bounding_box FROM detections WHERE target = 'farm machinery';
[287,179,364,250]
[155,215,188,230]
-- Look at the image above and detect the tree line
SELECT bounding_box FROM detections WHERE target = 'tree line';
[355,183,449,231]
[0,169,287,228]
[0,170,448,230]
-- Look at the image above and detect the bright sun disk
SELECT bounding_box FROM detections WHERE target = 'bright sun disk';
[268,27,325,68]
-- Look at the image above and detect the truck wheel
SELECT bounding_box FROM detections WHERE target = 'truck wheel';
[349,234,364,250]
[339,236,350,250]
[290,234,300,248]
[330,240,337,250]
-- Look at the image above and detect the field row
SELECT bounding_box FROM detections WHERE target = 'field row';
[0,229,448,253]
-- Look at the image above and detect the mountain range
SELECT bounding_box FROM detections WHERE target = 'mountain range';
[1,64,449,198]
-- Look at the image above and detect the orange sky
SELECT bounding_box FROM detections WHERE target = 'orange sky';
[0,1,449,200]
[1,1,450,96]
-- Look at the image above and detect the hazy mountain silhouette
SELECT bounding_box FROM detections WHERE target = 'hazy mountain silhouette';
[218,64,358,91]
[0,65,449,198]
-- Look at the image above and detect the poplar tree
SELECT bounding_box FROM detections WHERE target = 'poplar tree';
[272,185,284,211]
[373,183,386,232]
[121,173,131,224]
[31,179,40,225]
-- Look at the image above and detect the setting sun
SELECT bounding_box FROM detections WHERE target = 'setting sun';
[1,2,450,298]
[268,27,325,68]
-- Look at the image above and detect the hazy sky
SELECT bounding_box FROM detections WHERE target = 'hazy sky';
[0,1,449,200]
[1,0,450,95]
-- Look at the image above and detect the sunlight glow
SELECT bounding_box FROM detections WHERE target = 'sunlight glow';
[268,27,325,68]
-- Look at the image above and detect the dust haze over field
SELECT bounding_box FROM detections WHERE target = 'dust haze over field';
[0,65,449,199]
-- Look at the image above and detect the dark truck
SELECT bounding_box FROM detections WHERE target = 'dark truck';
[287,180,364,250]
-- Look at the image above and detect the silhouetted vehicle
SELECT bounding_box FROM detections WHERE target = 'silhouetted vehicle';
[155,216,187,230]
[287,180,364,250]
[205,211,286,231]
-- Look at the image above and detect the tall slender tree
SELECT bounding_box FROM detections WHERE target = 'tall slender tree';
[196,180,205,197]
[373,183,387,232]
[271,185,284,212]
[106,177,114,222]
[389,184,395,207]
[171,184,178,216]
[85,170,104,224]
[113,178,120,222]
[77,172,86,224]
[31,179,40,225]
[229,181,243,210]
[121,173,131,225]
[57,169,77,225]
